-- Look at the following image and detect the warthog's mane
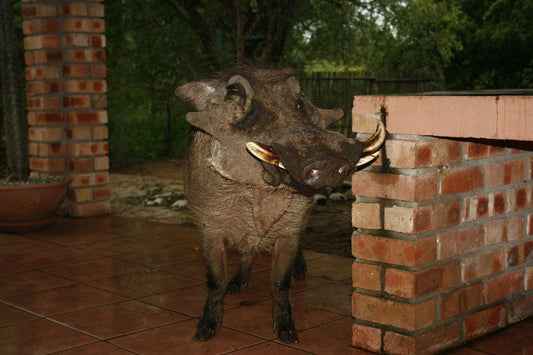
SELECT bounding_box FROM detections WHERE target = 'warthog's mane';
[216,62,295,87]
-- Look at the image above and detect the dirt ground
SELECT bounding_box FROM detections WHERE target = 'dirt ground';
[110,159,353,257]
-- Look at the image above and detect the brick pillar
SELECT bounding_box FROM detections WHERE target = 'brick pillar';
[351,109,532,354]
[22,0,110,217]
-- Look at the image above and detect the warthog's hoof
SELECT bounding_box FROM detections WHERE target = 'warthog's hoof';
[226,273,249,294]
[193,313,222,341]
[273,321,299,344]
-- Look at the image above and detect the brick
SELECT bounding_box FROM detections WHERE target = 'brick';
[63,64,89,77]
[66,111,107,124]
[385,262,460,298]
[352,172,437,202]
[32,50,62,64]
[507,240,533,267]
[89,34,106,48]
[385,201,460,234]
[33,143,65,156]
[95,172,109,185]
[93,94,107,108]
[29,157,64,172]
[352,111,380,134]
[440,166,484,195]
[464,305,505,340]
[529,214,533,236]
[24,34,59,49]
[70,173,95,187]
[352,323,381,353]
[488,159,527,188]
[22,5,56,18]
[88,3,105,17]
[440,283,483,319]
[92,126,108,140]
[437,225,484,259]
[26,81,61,96]
[463,191,506,221]
[381,139,461,169]
[23,19,59,34]
[67,158,92,172]
[63,49,105,62]
[352,262,381,292]
[28,127,62,142]
[384,322,461,355]
[68,187,93,202]
[94,187,110,200]
[90,64,106,78]
[63,95,90,108]
[65,80,107,93]
[526,266,533,290]
[352,202,381,229]
[62,33,89,47]
[61,3,87,16]
[507,186,533,212]
[28,112,65,125]
[66,127,91,140]
[27,96,61,110]
[507,293,533,323]
[69,201,110,217]
[352,293,435,331]
[352,234,436,266]
[486,216,525,245]
[462,249,504,282]
[25,65,59,80]
[93,156,109,171]
[465,141,490,159]
[66,142,108,156]
[484,268,524,304]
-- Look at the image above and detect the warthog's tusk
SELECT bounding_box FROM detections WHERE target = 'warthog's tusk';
[246,142,286,170]
[355,152,379,167]
[362,120,386,154]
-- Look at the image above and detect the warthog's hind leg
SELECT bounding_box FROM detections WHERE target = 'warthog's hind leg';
[227,252,254,294]
[194,239,226,341]
[292,247,307,281]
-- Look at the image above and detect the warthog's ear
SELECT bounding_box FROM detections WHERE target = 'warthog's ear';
[184,111,218,135]
[318,108,344,128]
[175,80,218,111]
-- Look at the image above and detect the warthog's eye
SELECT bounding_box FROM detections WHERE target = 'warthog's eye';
[296,99,305,112]
[226,83,245,98]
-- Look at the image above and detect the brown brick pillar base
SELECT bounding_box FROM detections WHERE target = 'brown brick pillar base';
[22,0,110,217]
[351,110,532,354]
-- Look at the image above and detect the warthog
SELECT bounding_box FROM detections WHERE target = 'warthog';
[175,65,384,343]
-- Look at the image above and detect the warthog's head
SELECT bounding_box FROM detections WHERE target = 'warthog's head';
[176,65,384,191]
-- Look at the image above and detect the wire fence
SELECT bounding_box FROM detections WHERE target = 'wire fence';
[298,72,442,136]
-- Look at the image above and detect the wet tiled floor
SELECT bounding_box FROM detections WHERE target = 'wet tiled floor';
[0,215,531,354]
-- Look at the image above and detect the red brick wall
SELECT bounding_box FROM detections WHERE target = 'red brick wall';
[351,108,532,354]
[22,0,109,217]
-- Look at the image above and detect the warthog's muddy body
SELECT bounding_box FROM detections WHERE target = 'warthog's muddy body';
[176,65,384,343]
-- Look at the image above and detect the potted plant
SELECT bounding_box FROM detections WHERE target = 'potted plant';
[0,0,70,232]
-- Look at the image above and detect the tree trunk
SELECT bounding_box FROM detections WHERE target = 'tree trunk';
[0,0,29,181]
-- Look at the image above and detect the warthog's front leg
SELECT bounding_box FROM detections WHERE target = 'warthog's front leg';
[271,238,299,343]
[292,247,307,281]
[194,238,226,341]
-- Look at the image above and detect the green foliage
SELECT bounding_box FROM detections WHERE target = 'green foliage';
[446,0,533,89]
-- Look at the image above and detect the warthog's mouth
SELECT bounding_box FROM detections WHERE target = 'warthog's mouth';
[246,119,385,172]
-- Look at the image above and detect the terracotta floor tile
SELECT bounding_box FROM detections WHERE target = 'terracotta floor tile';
[444,347,488,354]
[140,283,268,317]
[109,220,184,237]
[305,254,353,281]
[52,300,188,339]
[3,245,100,268]
[87,270,202,298]
[0,260,30,275]
[113,246,204,268]
[231,341,312,354]
[5,284,125,316]
[27,228,121,247]
[0,270,75,298]
[291,282,352,316]
[78,235,150,256]
[131,225,201,246]
[0,318,96,354]
[243,269,333,296]
[0,302,39,327]
[223,299,343,340]
[286,317,372,354]
[0,236,59,258]
[53,341,135,354]
[466,320,533,354]
[110,318,264,354]
[44,256,149,282]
